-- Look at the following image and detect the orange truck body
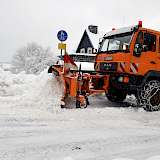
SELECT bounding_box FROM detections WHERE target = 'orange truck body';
[93,22,160,111]
[96,28,160,76]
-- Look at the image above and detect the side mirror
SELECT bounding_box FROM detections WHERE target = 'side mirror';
[134,44,143,57]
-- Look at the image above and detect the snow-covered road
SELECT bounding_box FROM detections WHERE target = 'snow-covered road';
[0,67,160,160]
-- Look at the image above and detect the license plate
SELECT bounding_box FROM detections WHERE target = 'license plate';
[100,62,117,71]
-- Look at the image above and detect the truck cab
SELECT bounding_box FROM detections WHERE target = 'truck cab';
[95,21,160,111]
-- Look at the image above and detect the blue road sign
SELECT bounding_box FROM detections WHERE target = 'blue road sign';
[57,30,68,42]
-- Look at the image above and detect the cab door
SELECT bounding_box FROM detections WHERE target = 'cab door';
[157,36,160,70]
[131,31,158,75]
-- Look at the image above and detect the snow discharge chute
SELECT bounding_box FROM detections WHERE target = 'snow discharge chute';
[63,52,78,74]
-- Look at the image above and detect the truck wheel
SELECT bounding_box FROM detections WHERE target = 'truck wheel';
[137,80,160,111]
[106,90,127,103]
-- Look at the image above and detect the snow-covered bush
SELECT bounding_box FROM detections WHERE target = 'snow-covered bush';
[12,42,55,74]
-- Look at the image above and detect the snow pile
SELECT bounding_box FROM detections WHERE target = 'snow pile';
[0,66,63,116]
[16,71,63,112]
[0,67,26,96]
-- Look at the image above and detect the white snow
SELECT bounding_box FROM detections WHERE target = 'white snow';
[0,63,12,71]
[86,28,104,50]
[0,65,160,160]
[113,158,133,160]
[75,62,95,71]
[0,67,63,115]
[104,26,136,38]
[146,156,160,160]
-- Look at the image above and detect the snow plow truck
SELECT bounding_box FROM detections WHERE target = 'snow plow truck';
[49,21,160,111]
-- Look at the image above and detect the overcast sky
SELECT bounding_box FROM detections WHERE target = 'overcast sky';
[0,0,160,62]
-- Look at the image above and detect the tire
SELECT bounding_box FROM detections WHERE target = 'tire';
[106,90,127,103]
[137,80,160,111]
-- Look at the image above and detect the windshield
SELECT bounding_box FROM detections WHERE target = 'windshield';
[99,32,133,53]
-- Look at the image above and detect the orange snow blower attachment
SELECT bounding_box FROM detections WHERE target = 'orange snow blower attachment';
[48,53,110,108]
[48,53,89,108]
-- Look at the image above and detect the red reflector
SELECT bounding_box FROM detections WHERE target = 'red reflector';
[112,28,116,31]
[138,21,142,27]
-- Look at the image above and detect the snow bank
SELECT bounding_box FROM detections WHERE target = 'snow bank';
[0,66,63,117]
[0,67,26,96]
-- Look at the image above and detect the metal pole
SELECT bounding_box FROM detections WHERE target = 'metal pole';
[61,49,62,58]
[60,41,63,59]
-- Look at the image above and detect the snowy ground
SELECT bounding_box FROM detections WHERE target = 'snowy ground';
[0,66,160,160]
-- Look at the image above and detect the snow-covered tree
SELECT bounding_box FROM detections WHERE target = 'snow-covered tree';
[12,42,55,74]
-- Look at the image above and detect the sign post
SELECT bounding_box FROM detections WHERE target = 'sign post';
[57,30,68,57]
